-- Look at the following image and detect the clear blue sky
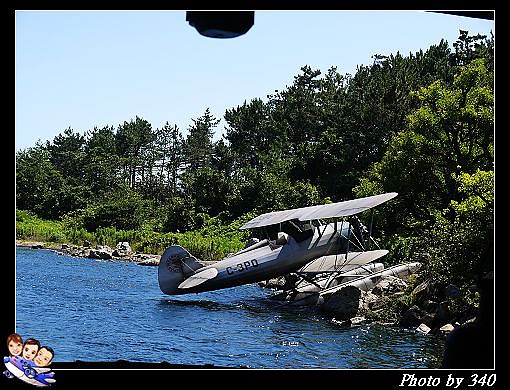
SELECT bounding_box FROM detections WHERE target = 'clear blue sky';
[15,10,494,151]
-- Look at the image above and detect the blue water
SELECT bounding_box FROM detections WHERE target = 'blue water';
[15,248,444,368]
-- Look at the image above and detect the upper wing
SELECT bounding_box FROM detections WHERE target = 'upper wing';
[240,192,397,230]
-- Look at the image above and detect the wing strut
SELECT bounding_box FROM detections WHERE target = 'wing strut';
[366,209,374,250]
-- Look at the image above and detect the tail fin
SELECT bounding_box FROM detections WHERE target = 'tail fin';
[158,245,204,295]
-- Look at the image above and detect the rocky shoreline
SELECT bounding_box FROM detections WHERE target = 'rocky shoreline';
[260,272,478,341]
[16,240,162,266]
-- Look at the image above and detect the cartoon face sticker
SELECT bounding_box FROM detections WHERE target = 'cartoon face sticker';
[4,335,57,387]
[7,333,23,356]
[8,340,23,356]
[34,347,54,367]
[22,339,40,361]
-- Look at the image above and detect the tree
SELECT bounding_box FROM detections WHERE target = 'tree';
[406,58,493,199]
[143,122,185,203]
[224,98,272,169]
[41,128,90,217]
[16,144,65,219]
[426,169,493,288]
[79,189,152,231]
[115,116,155,190]
[452,30,494,69]
[162,123,184,196]
[269,65,324,151]
[46,127,87,186]
[181,109,225,215]
[182,108,219,172]
[83,125,122,196]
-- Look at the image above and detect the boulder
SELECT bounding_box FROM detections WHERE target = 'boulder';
[137,257,160,266]
[88,245,113,260]
[416,323,432,334]
[331,318,351,328]
[420,312,437,327]
[350,316,367,327]
[259,277,286,289]
[411,278,438,305]
[399,305,426,327]
[113,241,133,257]
[439,323,455,337]
[59,244,87,257]
[372,275,408,296]
[331,316,367,328]
[361,290,380,311]
[320,285,363,319]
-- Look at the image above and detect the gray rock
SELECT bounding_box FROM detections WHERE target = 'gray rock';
[320,285,362,319]
[421,312,436,327]
[260,277,287,289]
[350,316,367,327]
[372,275,408,296]
[361,291,380,311]
[88,245,113,260]
[331,318,351,328]
[439,323,455,337]
[137,258,160,266]
[411,278,438,304]
[113,241,133,257]
[399,305,426,327]
[416,323,432,334]
[331,316,367,328]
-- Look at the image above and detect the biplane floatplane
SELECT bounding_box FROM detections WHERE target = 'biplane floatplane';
[158,192,420,303]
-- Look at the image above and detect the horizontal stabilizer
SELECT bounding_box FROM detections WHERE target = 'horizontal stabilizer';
[299,250,388,273]
[178,267,218,289]
[240,193,397,230]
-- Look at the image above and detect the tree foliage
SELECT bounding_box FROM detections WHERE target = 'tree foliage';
[426,169,493,288]
[353,38,493,290]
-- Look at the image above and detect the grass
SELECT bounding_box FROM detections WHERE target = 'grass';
[16,209,251,262]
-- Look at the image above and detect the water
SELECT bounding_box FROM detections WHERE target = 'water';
[15,248,444,368]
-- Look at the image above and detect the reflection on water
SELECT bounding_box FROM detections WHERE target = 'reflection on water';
[15,248,444,368]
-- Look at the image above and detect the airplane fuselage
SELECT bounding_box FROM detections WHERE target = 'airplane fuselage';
[167,223,347,295]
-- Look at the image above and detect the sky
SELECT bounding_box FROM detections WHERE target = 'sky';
[14,10,495,151]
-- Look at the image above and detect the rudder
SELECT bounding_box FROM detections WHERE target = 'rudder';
[158,245,204,295]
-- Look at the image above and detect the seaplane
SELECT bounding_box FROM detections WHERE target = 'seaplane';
[158,192,414,299]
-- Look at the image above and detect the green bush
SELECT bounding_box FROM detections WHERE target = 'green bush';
[17,208,254,263]
[16,210,66,244]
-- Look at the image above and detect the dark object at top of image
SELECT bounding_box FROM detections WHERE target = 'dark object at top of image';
[186,11,255,38]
